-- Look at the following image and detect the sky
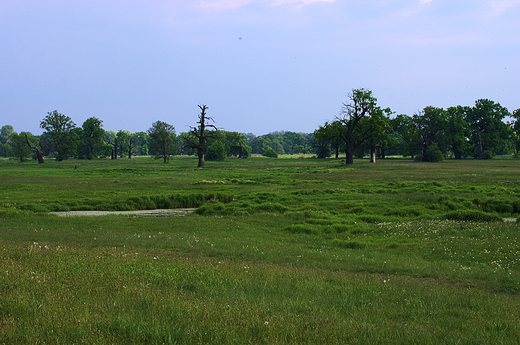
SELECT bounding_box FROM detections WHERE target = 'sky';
[1,0,519,136]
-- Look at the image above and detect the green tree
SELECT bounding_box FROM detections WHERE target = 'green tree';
[133,132,149,156]
[445,106,471,159]
[147,121,177,163]
[281,131,310,154]
[337,88,381,164]
[313,121,343,158]
[220,131,251,158]
[413,106,447,162]
[359,107,393,163]
[268,137,285,154]
[177,132,197,155]
[104,130,117,159]
[79,117,105,159]
[467,99,511,159]
[40,110,78,161]
[390,115,419,158]
[511,108,520,157]
[250,133,287,155]
[116,130,146,159]
[0,125,14,157]
[8,132,35,162]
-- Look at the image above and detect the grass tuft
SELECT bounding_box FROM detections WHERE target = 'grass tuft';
[441,210,502,222]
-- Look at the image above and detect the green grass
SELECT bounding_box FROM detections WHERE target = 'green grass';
[1,156,520,344]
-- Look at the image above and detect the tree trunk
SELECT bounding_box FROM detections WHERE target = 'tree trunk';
[25,134,44,164]
[477,129,484,158]
[113,138,118,159]
[35,150,44,164]
[369,140,376,163]
[198,152,205,167]
[421,140,429,162]
[370,148,376,163]
[454,149,462,159]
[345,149,354,164]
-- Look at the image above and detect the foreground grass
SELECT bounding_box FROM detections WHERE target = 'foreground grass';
[1,156,520,343]
[2,215,520,344]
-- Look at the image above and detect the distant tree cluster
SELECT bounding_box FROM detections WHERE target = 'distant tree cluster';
[0,106,252,166]
[314,89,519,164]
[246,131,314,156]
[2,96,518,165]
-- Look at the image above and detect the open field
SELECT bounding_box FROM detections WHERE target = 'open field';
[1,156,520,344]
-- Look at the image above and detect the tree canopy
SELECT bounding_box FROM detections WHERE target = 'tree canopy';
[1,97,517,163]
[147,121,177,163]
[40,110,77,161]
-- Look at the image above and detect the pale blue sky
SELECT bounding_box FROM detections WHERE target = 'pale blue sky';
[1,0,518,135]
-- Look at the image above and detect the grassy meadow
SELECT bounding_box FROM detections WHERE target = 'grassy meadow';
[1,156,520,344]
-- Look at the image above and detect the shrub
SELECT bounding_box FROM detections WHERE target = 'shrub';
[206,140,227,161]
[480,150,494,160]
[262,147,278,158]
[315,144,331,159]
[426,143,444,162]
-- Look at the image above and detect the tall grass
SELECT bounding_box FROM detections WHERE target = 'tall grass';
[1,156,520,343]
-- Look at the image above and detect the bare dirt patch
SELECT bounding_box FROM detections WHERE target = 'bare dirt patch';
[51,209,196,217]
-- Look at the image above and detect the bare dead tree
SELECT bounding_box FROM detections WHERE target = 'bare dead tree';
[187,105,218,167]
[24,133,44,164]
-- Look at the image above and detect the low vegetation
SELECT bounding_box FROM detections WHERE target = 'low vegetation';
[1,156,519,344]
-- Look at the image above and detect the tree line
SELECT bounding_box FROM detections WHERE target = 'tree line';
[0,105,314,165]
[1,92,519,165]
[314,89,520,164]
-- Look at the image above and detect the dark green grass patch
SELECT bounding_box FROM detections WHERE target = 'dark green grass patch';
[441,210,503,222]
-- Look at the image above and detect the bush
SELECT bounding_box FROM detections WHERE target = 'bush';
[206,140,227,161]
[262,147,278,158]
[315,144,331,159]
[480,150,494,160]
[427,143,444,162]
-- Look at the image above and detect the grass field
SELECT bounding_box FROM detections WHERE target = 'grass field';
[1,156,519,344]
